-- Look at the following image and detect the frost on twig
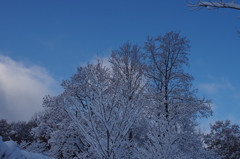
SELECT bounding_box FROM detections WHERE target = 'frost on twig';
[187,0,240,10]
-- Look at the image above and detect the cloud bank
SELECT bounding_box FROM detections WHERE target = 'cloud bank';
[0,55,59,121]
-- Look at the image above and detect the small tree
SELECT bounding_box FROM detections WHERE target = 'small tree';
[21,97,88,159]
[204,120,240,159]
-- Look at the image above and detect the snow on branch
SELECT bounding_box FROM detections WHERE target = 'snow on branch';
[187,0,240,10]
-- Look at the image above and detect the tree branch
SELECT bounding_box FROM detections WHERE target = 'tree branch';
[187,0,240,10]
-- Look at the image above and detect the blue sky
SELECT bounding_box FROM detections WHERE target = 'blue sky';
[0,0,239,131]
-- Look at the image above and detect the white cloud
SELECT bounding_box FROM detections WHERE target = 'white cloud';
[199,79,233,94]
[0,55,59,121]
[80,50,112,68]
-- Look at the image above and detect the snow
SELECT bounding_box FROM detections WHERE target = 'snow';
[0,136,52,159]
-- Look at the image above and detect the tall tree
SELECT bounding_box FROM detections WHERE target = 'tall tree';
[142,31,213,158]
[109,43,147,158]
[52,43,146,159]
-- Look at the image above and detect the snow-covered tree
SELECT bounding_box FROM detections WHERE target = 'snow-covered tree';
[187,0,240,10]
[142,31,213,158]
[20,107,61,156]
[60,62,119,158]
[109,43,147,158]
[58,43,146,158]
[204,120,240,159]
[8,120,36,144]
[21,97,88,159]
[19,32,218,158]
[22,43,146,159]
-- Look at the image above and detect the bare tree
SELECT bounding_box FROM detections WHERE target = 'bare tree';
[142,31,213,159]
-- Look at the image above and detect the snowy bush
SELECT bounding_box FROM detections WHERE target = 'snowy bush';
[0,136,52,159]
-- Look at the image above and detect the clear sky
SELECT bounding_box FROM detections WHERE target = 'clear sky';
[0,0,239,131]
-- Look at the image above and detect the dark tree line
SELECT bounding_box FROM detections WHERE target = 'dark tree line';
[0,119,36,144]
